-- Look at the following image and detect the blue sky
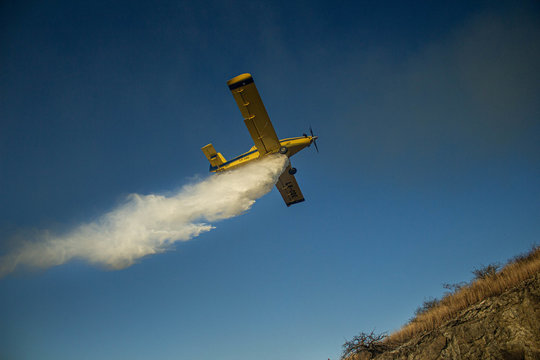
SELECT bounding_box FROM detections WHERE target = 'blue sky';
[1,1,539,359]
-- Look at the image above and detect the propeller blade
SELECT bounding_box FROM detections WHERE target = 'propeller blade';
[309,125,319,153]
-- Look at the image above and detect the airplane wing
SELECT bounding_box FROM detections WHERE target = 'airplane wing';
[227,73,281,155]
[276,164,305,207]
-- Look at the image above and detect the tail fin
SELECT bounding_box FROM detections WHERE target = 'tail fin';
[201,144,227,168]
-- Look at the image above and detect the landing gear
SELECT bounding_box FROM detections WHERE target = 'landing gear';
[279,146,288,154]
[288,167,297,175]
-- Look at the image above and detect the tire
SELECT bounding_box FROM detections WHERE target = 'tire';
[279,146,288,154]
[288,167,297,175]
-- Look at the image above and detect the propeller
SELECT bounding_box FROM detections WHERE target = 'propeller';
[309,126,319,153]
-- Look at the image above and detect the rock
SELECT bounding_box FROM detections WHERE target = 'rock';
[370,274,540,360]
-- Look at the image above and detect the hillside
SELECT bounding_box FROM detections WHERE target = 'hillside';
[343,247,540,360]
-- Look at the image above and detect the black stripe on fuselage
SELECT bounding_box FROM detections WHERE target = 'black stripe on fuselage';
[209,149,258,171]
[228,76,254,90]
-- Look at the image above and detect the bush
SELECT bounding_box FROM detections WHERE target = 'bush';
[442,281,467,295]
[509,245,539,266]
[341,331,391,359]
[472,263,500,280]
[414,297,440,317]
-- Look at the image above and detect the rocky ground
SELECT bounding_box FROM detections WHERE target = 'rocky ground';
[358,273,540,360]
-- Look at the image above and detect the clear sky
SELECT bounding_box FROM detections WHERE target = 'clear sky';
[1,1,539,359]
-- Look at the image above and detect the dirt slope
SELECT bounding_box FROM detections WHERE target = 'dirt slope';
[357,273,540,360]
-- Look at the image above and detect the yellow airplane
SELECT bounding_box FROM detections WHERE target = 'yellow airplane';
[202,73,318,207]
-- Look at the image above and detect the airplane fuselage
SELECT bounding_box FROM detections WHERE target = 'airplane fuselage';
[202,73,317,206]
[209,135,316,172]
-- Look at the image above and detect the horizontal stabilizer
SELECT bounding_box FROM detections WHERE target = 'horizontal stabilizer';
[201,144,227,168]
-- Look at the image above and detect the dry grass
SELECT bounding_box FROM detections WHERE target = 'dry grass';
[386,246,540,345]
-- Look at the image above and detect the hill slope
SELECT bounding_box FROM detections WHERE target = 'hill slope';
[344,247,540,360]
[366,274,540,360]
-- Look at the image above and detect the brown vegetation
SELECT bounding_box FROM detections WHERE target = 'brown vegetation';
[387,245,540,345]
[341,331,390,359]
[342,245,540,359]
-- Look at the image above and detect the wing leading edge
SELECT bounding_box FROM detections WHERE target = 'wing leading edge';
[227,73,280,155]
[276,164,305,207]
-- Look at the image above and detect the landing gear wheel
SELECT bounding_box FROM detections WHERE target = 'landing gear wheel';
[288,167,297,175]
[279,146,288,154]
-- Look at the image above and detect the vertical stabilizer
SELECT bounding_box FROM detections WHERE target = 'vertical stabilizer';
[202,144,227,168]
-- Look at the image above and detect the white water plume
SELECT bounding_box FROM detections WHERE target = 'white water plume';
[0,154,288,277]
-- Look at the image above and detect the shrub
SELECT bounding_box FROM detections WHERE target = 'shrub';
[413,297,440,317]
[442,281,467,295]
[341,331,391,359]
[472,263,500,280]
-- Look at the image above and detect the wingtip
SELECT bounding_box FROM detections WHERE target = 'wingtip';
[227,73,254,90]
[286,198,305,207]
